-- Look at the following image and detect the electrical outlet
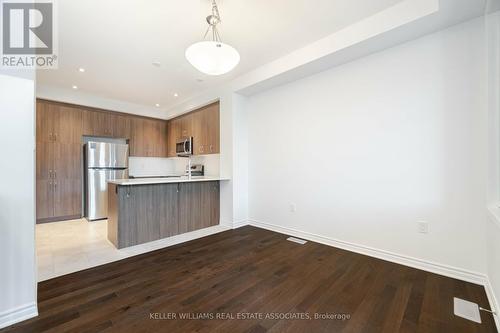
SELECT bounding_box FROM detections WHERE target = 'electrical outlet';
[417,221,429,234]
[289,203,297,213]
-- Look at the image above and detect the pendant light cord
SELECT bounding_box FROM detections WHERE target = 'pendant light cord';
[202,0,223,43]
[211,0,221,22]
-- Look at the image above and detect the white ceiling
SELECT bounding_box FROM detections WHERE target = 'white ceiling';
[37,0,402,110]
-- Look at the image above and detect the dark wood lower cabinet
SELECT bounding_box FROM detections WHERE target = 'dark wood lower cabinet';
[54,179,82,217]
[36,178,82,223]
[36,141,83,223]
[108,181,220,249]
[36,180,54,220]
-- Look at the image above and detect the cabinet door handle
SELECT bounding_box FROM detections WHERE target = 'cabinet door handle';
[54,133,58,141]
[177,183,180,193]
[54,170,57,179]
[210,145,213,152]
[54,181,57,191]
[49,170,52,178]
[126,187,131,198]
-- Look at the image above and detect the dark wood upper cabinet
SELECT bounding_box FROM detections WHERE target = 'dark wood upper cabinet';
[55,105,83,143]
[192,110,205,155]
[83,110,114,137]
[37,101,84,144]
[130,117,145,156]
[144,119,158,157]
[166,101,220,156]
[167,118,181,157]
[113,114,131,139]
[36,100,54,143]
[180,115,193,139]
[130,118,168,158]
[205,103,220,154]
[83,110,132,139]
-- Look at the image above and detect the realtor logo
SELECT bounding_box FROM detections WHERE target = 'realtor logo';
[1,0,58,68]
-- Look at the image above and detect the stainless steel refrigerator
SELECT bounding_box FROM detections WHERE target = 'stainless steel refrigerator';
[84,142,129,221]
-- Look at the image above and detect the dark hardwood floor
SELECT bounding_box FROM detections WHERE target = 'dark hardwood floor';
[2,226,496,333]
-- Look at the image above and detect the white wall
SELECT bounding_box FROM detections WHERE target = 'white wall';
[486,11,500,320]
[486,214,500,317]
[245,17,488,274]
[0,74,38,328]
[232,94,249,225]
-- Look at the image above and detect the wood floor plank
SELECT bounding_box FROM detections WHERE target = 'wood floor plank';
[1,226,496,333]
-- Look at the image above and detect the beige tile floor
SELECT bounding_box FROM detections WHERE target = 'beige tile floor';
[36,219,128,281]
[36,218,230,282]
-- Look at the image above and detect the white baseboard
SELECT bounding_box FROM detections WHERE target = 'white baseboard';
[0,302,38,330]
[484,279,500,330]
[247,219,488,285]
[232,219,249,229]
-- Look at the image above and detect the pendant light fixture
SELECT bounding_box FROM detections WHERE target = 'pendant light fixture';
[185,0,240,76]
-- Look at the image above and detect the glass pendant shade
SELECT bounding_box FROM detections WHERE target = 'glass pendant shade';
[185,41,240,76]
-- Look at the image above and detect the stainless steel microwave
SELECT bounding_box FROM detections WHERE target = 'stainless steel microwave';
[176,137,193,156]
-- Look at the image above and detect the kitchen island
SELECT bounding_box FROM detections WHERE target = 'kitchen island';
[107,177,226,249]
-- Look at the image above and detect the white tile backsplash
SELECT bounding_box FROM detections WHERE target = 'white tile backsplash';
[172,154,220,176]
[128,157,175,177]
[129,155,220,177]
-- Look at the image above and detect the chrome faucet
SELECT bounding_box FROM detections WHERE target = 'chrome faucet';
[186,156,192,180]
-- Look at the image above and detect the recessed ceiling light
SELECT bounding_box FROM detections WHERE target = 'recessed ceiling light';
[78,68,85,73]
[173,93,178,97]
[72,85,78,90]
[155,103,160,107]
[152,61,161,67]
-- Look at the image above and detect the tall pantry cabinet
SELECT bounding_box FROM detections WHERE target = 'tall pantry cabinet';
[36,101,83,222]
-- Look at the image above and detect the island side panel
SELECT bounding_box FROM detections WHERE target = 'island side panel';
[178,182,203,233]
[109,181,221,249]
[107,183,119,247]
[209,181,220,227]
[200,181,219,228]
[135,184,161,246]
[156,183,179,239]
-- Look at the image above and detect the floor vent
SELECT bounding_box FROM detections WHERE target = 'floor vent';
[454,297,481,323]
[287,237,307,245]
